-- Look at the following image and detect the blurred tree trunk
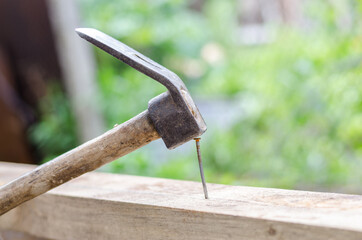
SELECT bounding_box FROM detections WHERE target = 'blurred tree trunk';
[0,0,105,164]
[238,0,302,26]
[0,0,60,164]
[47,0,105,143]
[0,47,33,164]
[237,0,303,45]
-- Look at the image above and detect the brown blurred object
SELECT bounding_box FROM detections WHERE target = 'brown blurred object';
[0,0,61,164]
[0,47,32,163]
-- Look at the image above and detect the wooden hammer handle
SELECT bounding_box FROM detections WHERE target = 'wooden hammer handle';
[0,110,160,215]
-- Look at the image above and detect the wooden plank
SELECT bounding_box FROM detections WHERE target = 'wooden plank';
[0,162,362,240]
[0,230,48,240]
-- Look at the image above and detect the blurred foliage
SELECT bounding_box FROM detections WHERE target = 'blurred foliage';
[30,0,362,193]
[28,84,78,163]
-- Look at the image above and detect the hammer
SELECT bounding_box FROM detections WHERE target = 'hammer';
[0,28,207,216]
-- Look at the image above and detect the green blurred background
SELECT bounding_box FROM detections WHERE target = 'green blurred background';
[29,0,362,193]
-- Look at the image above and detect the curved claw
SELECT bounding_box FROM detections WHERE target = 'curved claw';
[76,28,184,102]
[76,28,206,149]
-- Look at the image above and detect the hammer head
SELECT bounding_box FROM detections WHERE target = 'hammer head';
[149,88,206,149]
[76,28,206,149]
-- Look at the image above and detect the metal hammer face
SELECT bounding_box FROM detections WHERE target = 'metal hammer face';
[76,28,207,149]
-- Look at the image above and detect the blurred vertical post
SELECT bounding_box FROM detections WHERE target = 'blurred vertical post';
[47,0,105,142]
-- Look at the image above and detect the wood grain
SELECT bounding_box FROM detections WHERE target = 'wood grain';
[1,162,362,240]
[0,110,160,215]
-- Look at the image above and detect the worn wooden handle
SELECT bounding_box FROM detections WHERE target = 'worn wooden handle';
[0,110,160,215]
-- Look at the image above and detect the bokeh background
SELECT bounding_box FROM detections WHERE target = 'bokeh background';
[0,0,361,193]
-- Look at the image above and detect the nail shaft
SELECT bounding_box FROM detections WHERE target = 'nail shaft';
[194,138,208,199]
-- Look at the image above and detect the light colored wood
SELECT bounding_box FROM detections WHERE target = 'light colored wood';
[0,110,160,216]
[1,163,362,240]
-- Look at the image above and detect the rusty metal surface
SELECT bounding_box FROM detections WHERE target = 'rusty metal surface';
[76,28,207,149]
